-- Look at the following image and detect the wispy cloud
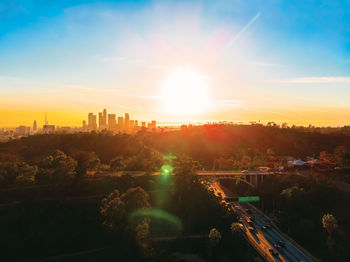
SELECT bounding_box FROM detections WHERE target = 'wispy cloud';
[281,77,350,84]
[127,59,145,65]
[211,99,245,109]
[227,12,260,48]
[100,56,125,62]
[247,61,280,67]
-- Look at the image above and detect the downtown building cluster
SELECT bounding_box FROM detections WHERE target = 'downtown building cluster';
[83,109,156,132]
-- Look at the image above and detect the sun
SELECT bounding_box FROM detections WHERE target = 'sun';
[161,68,210,115]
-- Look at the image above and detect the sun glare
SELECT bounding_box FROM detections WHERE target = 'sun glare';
[161,68,210,115]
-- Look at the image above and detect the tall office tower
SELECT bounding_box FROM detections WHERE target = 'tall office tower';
[88,113,97,131]
[108,114,117,130]
[33,120,37,132]
[134,120,138,127]
[151,120,157,128]
[124,113,130,129]
[82,120,86,128]
[142,121,146,128]
[103,109,107,127]
[130,120,134,128]
[118,117,124,129]
[98,112,103,129]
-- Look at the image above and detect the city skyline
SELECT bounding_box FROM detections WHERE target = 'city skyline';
[0,1,349,127]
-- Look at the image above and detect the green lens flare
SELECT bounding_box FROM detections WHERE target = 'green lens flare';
[161,164,173,176]
[130,208,183,235]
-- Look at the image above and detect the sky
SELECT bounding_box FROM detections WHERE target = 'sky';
[0,0,349,127]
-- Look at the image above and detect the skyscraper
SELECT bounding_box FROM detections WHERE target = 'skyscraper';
[108,114,117,130]
[124,113,130,129]
[103,109,107,128]
[98,112,103,130]
[33,120,37,132]
[98,109,107,130]
[152,120,156,128]
[118,117,124,129]
[88,113,97,131]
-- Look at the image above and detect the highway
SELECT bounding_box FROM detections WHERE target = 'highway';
[208,182,317,262]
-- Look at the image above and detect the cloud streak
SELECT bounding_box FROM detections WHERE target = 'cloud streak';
[281,77,350,84]
[227,12,260,48]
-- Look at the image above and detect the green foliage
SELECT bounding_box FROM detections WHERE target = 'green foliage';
[37,150,77,184]
[280,186,305,204]
[15,163,38,184]
[322,213,338,234]
[230,222,241,234]
[71,151,100,176]
[100,189,127,231]
[135,218,151,249]
[100,186,152,253]
[109,156,126,171]
[209,228,221,246]
[121,186,151,214]
[334,145,350,167]
[0,161,18,184]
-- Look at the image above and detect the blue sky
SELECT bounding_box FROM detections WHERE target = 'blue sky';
[0,0,349,126]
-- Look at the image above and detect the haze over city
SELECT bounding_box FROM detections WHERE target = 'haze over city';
[0,0,349,127]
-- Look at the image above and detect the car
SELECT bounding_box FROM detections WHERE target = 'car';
[239,223,246,232]
[273,243,283,251]
[248,227,255,233]
[224,197,235,202]
[269,249,279,256]
[264,223,271,229]
[276,240,285,247]
[261,225,267,231]
[248,216,255,221]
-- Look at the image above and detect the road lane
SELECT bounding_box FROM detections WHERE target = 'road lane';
[208,182,317,262]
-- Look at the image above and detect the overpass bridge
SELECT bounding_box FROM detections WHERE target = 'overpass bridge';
[89,170,283,187]
[196,171,282,187]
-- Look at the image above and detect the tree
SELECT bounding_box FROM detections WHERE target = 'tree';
[214,157,235,170]
[230,222,241,234]
[334,145,350,167]
[101,187,151,231]
[240,155,251,170]
[71,151,100,176]
[172,154,201,201]
[121,186,151,214]
[110,156,126,171]
[322,213,338,250]
[0,161,18,184]
[15,163,38,184]
[100,189,127,231]
[39,150,77,184]
[209,228,221,246]
[135,218,151,249]
[322,214,338,235]
[280,186,305,234]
